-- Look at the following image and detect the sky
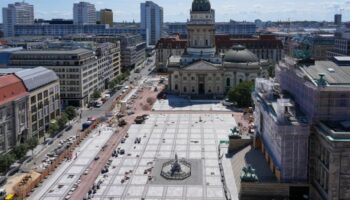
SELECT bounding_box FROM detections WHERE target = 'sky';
[0,0,350,22]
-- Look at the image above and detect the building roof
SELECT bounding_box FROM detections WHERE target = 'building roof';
[0,68,24,74]
[0,47,23,53]
[317,121,350,142]
[224,45,259,63]
[215,35,283,49]
[0,75,27,105]
[12,48,91,55]
[192,0,211,12]
[156,35,283,50]
[14,67,58,91]
[155,36,187,49]
[301,60,350,86]
[182,60,218,71]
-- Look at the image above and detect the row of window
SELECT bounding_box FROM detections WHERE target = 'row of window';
[174,85,221,93]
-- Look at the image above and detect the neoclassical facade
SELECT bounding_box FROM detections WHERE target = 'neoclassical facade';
[167,0,269,97]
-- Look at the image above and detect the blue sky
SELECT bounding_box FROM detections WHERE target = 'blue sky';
[1,0,350,22]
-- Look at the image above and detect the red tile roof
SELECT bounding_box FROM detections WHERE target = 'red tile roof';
[0,75,27,105]
[156,35,283,50]
[215,35,283,49]
[156,35,187,49]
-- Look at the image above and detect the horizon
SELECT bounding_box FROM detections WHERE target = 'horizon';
[0,0,348,23]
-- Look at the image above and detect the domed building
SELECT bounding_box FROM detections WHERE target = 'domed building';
[167,0,268,97]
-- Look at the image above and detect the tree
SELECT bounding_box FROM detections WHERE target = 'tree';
[0,154,16,172]
[48,122,59,137]
[91,90,101,99]
[227,81,255,108]
[26,137,38,150]
[13,144,28,159]
[57,113,68,129]
[64,106,77,120]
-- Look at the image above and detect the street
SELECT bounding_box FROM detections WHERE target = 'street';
[20,55,155,174]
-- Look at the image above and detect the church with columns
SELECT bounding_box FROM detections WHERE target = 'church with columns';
[167,0,269,97]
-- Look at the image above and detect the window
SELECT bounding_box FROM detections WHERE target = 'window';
[44,90,48,98]
[175,84,178,90]
[226,78,231,87]
[38,93,43,101]
[31,96,36,103]
[191,76,195,81]
[183,87,187,93]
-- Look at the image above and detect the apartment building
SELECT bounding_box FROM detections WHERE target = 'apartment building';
[9,49,98,107]
[118,34,146,69]
[0,75,28,154]
[141,1,163,46]
[67,34,144,71]
[2,2,34,37]
[95,42,119,88]
[73,2,96,25]
[100,9,113,27]
[65,35,122,74]
[14,67,60,138]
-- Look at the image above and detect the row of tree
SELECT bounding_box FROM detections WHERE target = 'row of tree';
[0,107,78,173]
[108,71,130,90]
[0,138,38,173]
[49,106,77,137]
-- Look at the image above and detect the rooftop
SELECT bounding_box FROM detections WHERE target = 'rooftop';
[254,78,309,126]
[0,75,27,105]
[14,67,59,91]
[300,60,350,86]
[317,121,350,142]
[12,48,91,55]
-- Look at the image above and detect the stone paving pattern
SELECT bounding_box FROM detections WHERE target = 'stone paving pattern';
[92,106,236,199]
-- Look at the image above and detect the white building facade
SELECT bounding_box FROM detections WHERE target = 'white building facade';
[2,2,34,37]
[140,1,163,46]
[73,2,96,25]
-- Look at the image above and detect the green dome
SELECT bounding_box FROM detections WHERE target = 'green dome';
[192,0,211,12]
[224,45,259,63]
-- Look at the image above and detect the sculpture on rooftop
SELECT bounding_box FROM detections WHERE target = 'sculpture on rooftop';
[229,127,241,139]
[240,165,258,182]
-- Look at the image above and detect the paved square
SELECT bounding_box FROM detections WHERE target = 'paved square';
[90,99,236,199]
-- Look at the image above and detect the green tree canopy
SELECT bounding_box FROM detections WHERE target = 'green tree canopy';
[13,144,28,159]
[64,106,77,120]
[48,122,59,137]
[57,113,68,129]
[0,154,16,172]
[91,90,102,99]
[26,137,38,150]
[227,81,255,108]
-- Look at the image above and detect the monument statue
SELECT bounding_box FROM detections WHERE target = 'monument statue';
[160,153,191,180]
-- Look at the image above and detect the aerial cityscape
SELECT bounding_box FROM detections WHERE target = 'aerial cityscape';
[0,0,349,200]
